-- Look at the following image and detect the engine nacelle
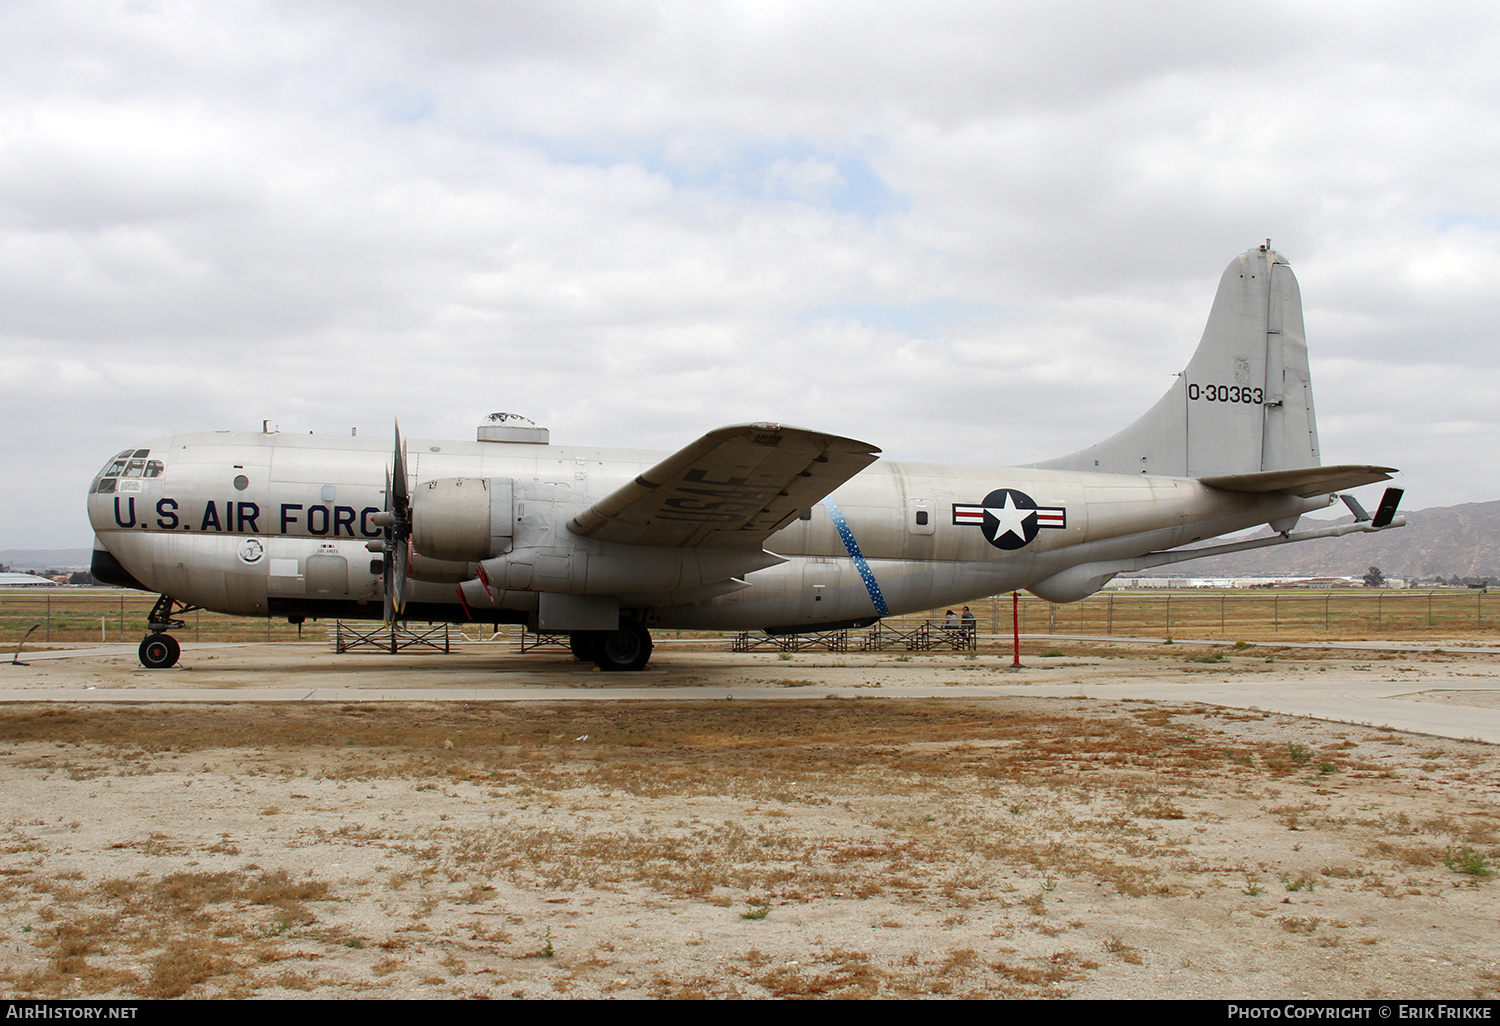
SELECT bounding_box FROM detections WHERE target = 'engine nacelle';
[411,478,514,563]
[1028,563,1118,603]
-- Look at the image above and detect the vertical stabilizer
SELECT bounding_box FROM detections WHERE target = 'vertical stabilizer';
[1033,245,1321,477]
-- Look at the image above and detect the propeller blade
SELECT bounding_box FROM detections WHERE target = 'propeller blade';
[392,536,410,618]
[392,419,410,517]
[381,426,414,625]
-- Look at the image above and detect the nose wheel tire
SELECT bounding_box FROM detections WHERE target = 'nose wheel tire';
[593,620,652,672]
[139,633,181,669]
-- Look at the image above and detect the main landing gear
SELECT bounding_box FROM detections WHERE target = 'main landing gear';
[568,619,653,672]
[137,595,198,669]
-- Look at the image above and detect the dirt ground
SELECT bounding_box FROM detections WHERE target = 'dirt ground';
[1,641,1498,999]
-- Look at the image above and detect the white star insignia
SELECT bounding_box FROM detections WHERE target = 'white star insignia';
[985,493,1036,544]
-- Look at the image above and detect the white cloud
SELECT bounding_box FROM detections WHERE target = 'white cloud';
[2,1,1499,547]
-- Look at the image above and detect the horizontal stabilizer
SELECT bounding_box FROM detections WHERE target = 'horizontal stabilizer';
[568,423,880,548]
[1372,487,1404,528]
[1199,464,1396,498]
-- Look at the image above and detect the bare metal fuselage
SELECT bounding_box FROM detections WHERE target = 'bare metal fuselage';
[88,429,1325,631]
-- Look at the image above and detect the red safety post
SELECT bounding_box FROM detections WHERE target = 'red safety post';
[1011,591,1023,668]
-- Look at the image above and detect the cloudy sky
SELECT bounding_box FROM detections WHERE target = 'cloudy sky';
[3,1,1498,550]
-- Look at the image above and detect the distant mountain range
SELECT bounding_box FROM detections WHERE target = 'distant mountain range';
[1137,499,1500,580]
[3,498,1497,580]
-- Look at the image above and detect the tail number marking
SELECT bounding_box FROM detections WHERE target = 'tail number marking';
[1188,383,1263,404]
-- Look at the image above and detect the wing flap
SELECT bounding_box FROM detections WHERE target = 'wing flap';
[1199,464,1397,498]
[568,423,880,548]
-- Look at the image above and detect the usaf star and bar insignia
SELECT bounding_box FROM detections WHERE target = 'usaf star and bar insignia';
[952,489,1066,550]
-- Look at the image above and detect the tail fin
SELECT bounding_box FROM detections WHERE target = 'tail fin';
[1033,244,1320,478]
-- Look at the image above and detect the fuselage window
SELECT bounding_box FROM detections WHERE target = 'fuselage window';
[123,459,147,478]
[144,460,164,478]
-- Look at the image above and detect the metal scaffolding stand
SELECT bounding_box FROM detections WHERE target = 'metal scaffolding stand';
[517,630,572,653]
[332,621,452,654]
[860,618,976,652]
[731,629,850,652]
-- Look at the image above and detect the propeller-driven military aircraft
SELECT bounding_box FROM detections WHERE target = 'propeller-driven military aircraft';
[88,244,1404,671]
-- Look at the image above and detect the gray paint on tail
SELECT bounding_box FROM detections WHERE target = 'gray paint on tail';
[1033,246,1320,478]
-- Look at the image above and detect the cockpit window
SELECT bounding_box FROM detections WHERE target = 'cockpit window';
[94,449,155,489]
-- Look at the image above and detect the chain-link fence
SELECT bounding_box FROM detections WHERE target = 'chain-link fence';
[4,586,1496,649]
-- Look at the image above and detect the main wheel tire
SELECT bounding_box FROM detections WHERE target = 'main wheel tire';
[139,633,180,669]
[569,631,603,662]
[593,620,653,672]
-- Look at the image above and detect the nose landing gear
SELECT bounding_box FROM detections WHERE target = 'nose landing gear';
[137,595,198,669]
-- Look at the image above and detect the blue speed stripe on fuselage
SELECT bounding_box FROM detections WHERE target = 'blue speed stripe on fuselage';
[821,498,890,617]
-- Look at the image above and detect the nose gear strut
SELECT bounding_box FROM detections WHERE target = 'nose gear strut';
[138,594,199,669]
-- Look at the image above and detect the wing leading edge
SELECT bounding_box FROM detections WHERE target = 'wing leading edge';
[567,423,881,548]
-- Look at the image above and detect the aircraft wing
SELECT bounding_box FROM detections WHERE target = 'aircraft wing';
[567,423,881,548]
[1199,464,1397,498]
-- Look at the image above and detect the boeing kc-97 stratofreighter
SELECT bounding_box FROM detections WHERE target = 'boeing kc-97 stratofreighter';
[88,244,1405,671]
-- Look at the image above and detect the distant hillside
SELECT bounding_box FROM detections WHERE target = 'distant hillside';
[1158,499,1500,580]
[0,548,93,571]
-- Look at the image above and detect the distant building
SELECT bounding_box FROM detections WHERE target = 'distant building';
[1106,575,1365,590]
[0,572,59,587]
